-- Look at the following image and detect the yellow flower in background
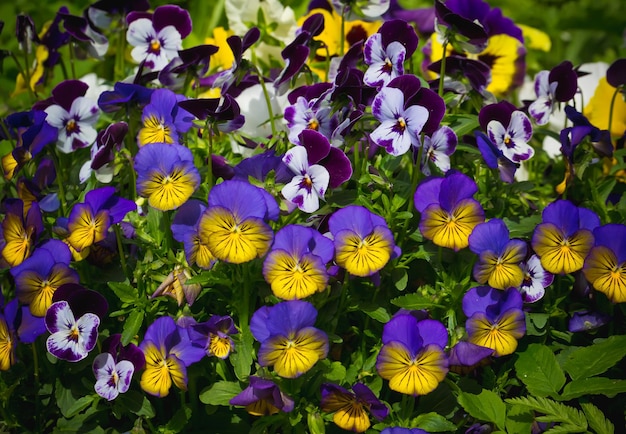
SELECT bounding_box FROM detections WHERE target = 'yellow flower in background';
[518,24,551,52]
[12,45,49,97]
[428,33,525,96]
[298,8,380,81]
[205,27,235,72]
[584,77,626,138]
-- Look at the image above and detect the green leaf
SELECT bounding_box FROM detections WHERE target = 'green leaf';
[321,361,347,382]
[390,293,445,310]
[458,390,506,430]
[515,344,566,398]
[411,412,458,432]
[359,304,390,323]
[165,405,192,432]
[121,310,144,346]
[560,377,626,400]
[231,329,254,381]
[107,281,138,304]
[199,381,242,406]
[581,402,614,434]
[561,335,626,380]
[505,405,535,434]
[392,268,408,291]
[505,396,587,431]
[63,395,95,418]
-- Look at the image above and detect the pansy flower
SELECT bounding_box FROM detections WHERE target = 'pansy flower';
[376,313,449,396]
[1,199,43,267]
[250,300,329,378]
[135,143,200,212]
[126,5,192,71]
[583,224,626,303]
[66,187,136,252]
[381,429,428,434]
[371,76,431,156]
[58,8,108,59]
[98,82,154,114]
[363,19,418,89]
[479,101,534,163]
[518,255,554,303]
[198,180,278,264]
[282,130,352,213]
[463,286,525,357]
[229,376,294,416]
[190,315,238,359]
[568,311,611,333]
[320,382,389,433]
[528,61,578,125]
[474,131,518,183]
[45,284,108,362]
[419,125,457,176]
[137,88,193,146]
[171,200,216,269]
[263,224,335,300]
[139,315,205,397]
[414,171,485,251]
[11,239,79,317]
[93,334,145,401]
[0,297,46,370]
[1,110,57,180]
[79,122,128,184]
[531,200,600,275]
[468,219,527,290]
[41,80,99,153]
[328,205,397,277]
[284,84,338,146]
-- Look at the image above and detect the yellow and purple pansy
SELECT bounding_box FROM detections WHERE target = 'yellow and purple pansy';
[583,223,626,303]
[320,382,389,433]
[229,376,294,416]
[376,312,449,396]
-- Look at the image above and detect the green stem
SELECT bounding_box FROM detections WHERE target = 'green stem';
[114,224,130,280]
[32,344,41,433]
[68,42,77,79]
[399,393,415,425]
[607,87,620,141]
[438,41,448,97]
[256,67,278,137]
[205,0,226,39]
[50,150,68,216]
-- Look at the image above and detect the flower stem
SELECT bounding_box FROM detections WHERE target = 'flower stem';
[438,41,448,97]
[114,224,130,280]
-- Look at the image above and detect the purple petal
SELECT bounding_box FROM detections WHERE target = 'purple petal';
[381,314,422,350]
[379,19,418,57]
[299,130,331,164]
[438,171,479,212]
[152,5,191,38]
[468,219,510,255]
[322,147,353,188]
[607,58,626,88]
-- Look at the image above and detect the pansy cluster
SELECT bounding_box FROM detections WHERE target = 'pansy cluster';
[0,0,625,432]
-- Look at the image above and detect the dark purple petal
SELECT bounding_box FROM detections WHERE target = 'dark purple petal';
[434,0,488,43]
[607,58,626,88]
[152,5,192,38]
[51,80,89,112]
[352,383,389,420]
[478,101,517,132]
[17,305,47,343]
[52,284,108,320]
[274,45,310,89]
[299,129,331,164]
[549,61,578,102]
[408,87,445,135]
[387,75,422,102]
[379,19,419,57]
[321,147,352,188]
[448,341,494,371]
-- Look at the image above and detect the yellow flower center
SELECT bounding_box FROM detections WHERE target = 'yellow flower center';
[150,39,161,53]
[66,119,78,134]
[307,118,320,131]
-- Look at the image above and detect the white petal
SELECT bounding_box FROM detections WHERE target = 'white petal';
[44,105,69,129]
[404,105,429,137]
[126,18,155,47]
[308,164,330,197]
[116,360,135,394]
[487,120,507,147]
[158,26,183,52]
[282,146,309,175]
[79,160,93,183]
[372,87,405,122]
[70,97,99,126]
[508,111,533,143]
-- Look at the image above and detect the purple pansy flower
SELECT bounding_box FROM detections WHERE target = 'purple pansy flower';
[480,101,534,163]
[250,300,329,378]
[419,125,457,175]
[171,200,215,269]
[65,186,136,252]
[0,296,46,370]
[583,224,626,303]
[263,224,335,300]
[468,218,527,290]
[528,61,578,125]
[363,19,418,89]
[137,88,193,146]
[371,76,431,156]
[328,205,398,277]
[139,315,205,397]
[79,121,128,183]
[230,376,295,416]
[381,429,429,434]
[11,239,79,317]
[474,131,518,183]
[126,5,192,71]
[42,80,100,153]
[190,315,238,359]
[45,284,108,362]
[98,82,154,113]
[518,255,554,303]
[1,199,43,267]
[320,382,389,432]
[568,311,611,333]
[414,171,485,251]
[463,286,525,357]
[376,313,449,396]
[93,334,144,401]
[284,86,338,146]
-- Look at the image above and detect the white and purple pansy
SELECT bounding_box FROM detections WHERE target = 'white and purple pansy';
[363,19,418,89]
[45,300,99,362]
[420,125,457,175]
[480,100,534,163]
[126,5,192,71]
[528,61,578,126]
[282,130,352,213]
[518,254,554,303]
[371,75,442,156]
[93,353,135,401]
[41,80,99,154]
[284,83,338,146]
